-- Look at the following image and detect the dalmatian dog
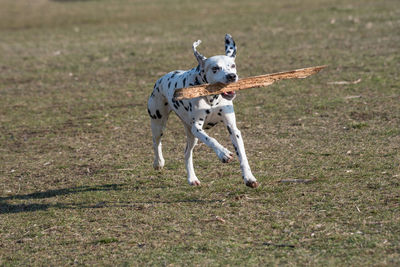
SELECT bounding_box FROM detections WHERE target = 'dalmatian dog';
[147,34,259,188]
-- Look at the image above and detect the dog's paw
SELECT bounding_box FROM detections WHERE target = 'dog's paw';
[153,159,165,170]
[189,180,201,186]
[245,180,259,188]
[217,148,234,163]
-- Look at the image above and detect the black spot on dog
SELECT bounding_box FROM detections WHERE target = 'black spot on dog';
[171,71,178,79]
[175,82,178,88]
[227,126,232,135]
[206,109,210,114]
[168,81,171,88]
[205,137,209,141]
[165,102,168,106]
[236,134,240,139]
[147,108,157,120]
[233,144,239,156]
[218,112,221,116]
[219,109,222,112]
[194,76,200,85]
[199,118,204,121]
[183,78,186,87]
[156,110,162,119]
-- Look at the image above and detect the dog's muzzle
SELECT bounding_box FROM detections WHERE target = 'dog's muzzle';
[221,73,237,100]
[225,73,237,83]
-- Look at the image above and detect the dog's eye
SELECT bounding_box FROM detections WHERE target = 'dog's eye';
[231,64,236,69]
[212,66,221,73]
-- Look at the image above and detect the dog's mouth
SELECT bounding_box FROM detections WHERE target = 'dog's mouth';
[221,91,236,100]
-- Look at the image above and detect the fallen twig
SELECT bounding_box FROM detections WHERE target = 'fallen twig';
[263,242,295,248]
[201,216,226,223]
[279,179,314,184]
[344,95,362,99]
[327,78,361,85]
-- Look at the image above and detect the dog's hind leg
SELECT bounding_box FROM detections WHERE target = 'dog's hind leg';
[148,91,170,170]
[184,124,200,186]
[150,119,167,170]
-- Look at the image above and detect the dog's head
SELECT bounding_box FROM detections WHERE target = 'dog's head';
[193,34,238,100]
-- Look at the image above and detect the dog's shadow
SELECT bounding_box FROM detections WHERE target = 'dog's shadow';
[0,184,125,214]
[1,183,221,214]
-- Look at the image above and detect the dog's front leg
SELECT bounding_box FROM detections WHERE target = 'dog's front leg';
[190,115,233,163]
[221,105,259,188]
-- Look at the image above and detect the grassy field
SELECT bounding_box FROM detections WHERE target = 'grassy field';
[1,0,399,265]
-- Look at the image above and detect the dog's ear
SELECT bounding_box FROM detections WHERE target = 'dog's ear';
[225,34,237,58]
[193,40,207,68]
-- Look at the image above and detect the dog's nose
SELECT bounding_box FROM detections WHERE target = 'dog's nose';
[226,73,237,82]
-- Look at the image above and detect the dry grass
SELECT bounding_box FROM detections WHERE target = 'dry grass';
[1,0,399,265]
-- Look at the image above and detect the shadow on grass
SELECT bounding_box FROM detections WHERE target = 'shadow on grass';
[0,183,223,214]
[0,183,125,214]
[0,184,124,201]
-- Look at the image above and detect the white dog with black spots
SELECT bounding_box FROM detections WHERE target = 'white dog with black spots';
[147,34,259,188]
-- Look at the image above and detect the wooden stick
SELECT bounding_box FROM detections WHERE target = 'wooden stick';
[174,65,326,100]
